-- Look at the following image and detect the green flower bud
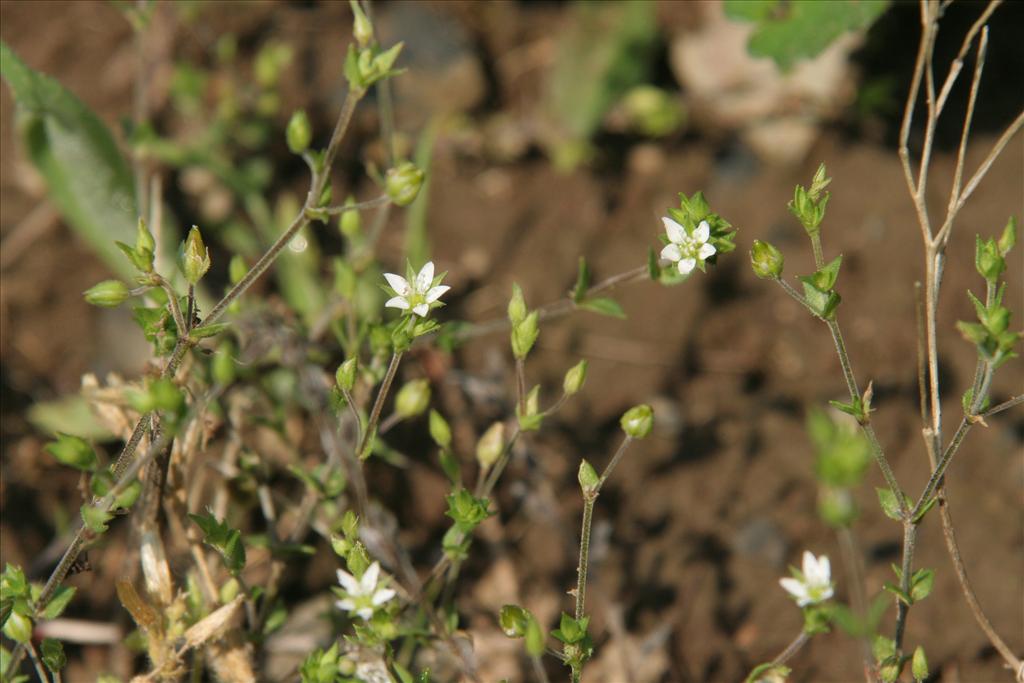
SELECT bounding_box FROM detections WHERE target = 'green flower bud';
[330,534,350,558]
[335,358,357,392]
[750,240,784,279]
[511,311,539,360]
[620,404,653,439]
[371,42,403,77]
[975,236,1005,283]
[181,226,211,285]
[911,646,929,682]
[563,359,588,396]
[475,421,504,470]
[2,609,32,644]
[384,161,425,207]
[339,196,362,239]
[997,216,1017,256]
[429,409,452,449]
[84,280,130,307]
[286,109,312,154]
[219,577,240,604]
[508,283,527,326]
[577,459,599,494]
[40,638,66,674]
[499,604,530,638]
[342,510,359,539]
[525,616,545,657]
[395,378,430,418]
[349,0,374,48]
[45,433,97,472]
[229,254,248,284]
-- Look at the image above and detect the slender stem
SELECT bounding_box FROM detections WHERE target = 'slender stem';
[574,497,595,621]
[952,108,1024,218]
[982,393,1023,418]
[774,278,823,320]
[809,234,825,270]
[452,265,649,343]
[154,275,187,337]
[23,640,49,683]
[132,0,149,222]
[203,86,365,327]
[357,351,403,459]
[771,630,811,667]
[515,358,527,417]
[530,656,551,683]
[836,526,873,680]
[597,436,633,490]
[893,522,917,650]
[914,282,930,430]
[826,320,905,511]
[321,194,390,215]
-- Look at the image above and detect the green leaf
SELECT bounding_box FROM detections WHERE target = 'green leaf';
[731,1,890,71]
[81,505,113,534]
[577,297,626,319]
[40,638,66,673]
[189,322,231,340]
[188,511,247,574]
[41,585,76,620]
[1,41,138,279]
[875,487,904,520]
[910,568,935,602]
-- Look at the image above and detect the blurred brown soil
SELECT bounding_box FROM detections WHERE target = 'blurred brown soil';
[1,2,1021,682]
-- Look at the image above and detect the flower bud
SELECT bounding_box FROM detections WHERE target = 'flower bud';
[84,280,130,307]
[750,240,784,279]
[229,254,248,284]
[394,378,430,418]
[511,311,539,360]
[620,404,653,439]
[563,359,588,396]
[975,236,1005,283]
[335,358,357,392]
[998,216,1017,256]
[349,0,374,48]
[212,342,237,386]
[475,421,504,469]
[286,109,312,154]
[339,196,362,239]
[577,459,599,494]
[135,217,156,271]
[181,226,211,285]
[385,161,425,207]
[429,409,452,449]
[499,604,530,638]
[507,283,527,326]
[2,610,32,644]
[912,646,928,682]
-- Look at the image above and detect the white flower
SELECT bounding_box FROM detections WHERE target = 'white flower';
[384,261,450,317]
[660,217,716,275]
[779,551,834,607]
[335,562,396,620]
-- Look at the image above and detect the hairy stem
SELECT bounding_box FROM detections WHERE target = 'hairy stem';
[357,351,403,459]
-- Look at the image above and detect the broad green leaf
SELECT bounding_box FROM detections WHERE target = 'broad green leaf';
[578,297,626,319]
[729,1,890,71]
[1,41,137,278]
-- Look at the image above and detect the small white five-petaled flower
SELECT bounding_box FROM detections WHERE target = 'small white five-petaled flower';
[384,261,450,318]
[661,217,716,275]
[336,562,396,620]
[779,551,834,607]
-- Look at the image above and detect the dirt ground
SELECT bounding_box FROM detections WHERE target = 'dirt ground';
[1,2,1021,682]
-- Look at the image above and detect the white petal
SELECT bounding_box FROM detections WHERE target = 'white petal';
[693,220,710,242]
[361,562,381,593]
[779,577,807,600]
[385,296,411,310]
[337,569,360,595]
[820,584,835,602]
[813,555,831,585]
[662,216,686,243]
[660,244,682,262]
[412,303,430,317]
[356,607,373,620]
[336,598,356,612]
[415,261,435,293]
[677,257,696,275]
[384,273,411,296]
[372,588,396,606]
[801,551,819,582]
[425,285,450,303]
[698,242,717,261]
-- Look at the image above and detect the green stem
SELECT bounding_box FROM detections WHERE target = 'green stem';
[893,522,917,650]
[574,497,595,622]
[810,233,825,269]
[24,640,49,683]
[357,351,403,459]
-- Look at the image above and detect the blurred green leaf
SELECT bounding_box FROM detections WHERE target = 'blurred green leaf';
[1,41,137,278]
[726,0,889,71]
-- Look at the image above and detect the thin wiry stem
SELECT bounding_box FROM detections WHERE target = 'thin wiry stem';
[893,522,917,650]
[23,640,48,683]
[357,351,403,459]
